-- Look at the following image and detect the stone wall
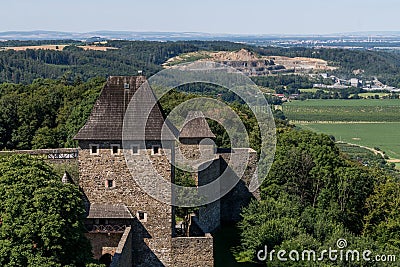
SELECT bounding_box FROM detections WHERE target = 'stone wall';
[219,148,259,222]
[197,158,221,233]
[78,140,174,266]
[79,140,257,266]
[172,235,214,267]
[177,142,215,161]
[110,227,133,267]
[85,233,122,259]
[178,143,202,160]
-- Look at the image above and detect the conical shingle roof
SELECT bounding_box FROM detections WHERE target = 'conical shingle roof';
[179,111,216,139]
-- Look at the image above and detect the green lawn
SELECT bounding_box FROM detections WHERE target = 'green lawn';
[299,123,400,159]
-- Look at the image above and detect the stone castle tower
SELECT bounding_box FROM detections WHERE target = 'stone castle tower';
[74,76,258,267]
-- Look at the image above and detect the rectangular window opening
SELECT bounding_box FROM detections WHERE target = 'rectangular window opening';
[132,145,139,155]
[138,211,145,220]
[152,145,160,155]
[111,145,120,155]
[106,179,114,188]
[90,144,99,155]
[137,211,147,222]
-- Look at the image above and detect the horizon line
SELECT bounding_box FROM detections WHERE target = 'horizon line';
[1,30,400,37]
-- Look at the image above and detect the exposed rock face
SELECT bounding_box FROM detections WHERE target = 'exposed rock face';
[265,56,337,71]
[211,49,260,61]
[165,48,336,75]
[206,49,282,76]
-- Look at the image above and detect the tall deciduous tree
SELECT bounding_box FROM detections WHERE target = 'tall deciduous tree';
[364,179,400,249]
[0,155,93,266]
[236,128,395,265]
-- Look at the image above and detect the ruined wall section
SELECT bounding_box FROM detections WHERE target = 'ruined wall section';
[85,233,122,260]
[218,148,259,222]
[196,158,221,234]
[110,227,133,267]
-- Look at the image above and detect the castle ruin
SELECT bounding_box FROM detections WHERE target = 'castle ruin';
[72,76,258,267]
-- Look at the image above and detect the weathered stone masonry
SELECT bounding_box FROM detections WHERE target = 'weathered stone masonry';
[72,76,258,267]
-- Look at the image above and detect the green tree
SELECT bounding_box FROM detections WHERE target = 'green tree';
[31,127,59,149]
[0,155,93,266]
[236,127,394,266]
[0,94,19,148]
[364,179,400,249]
[0,78,104,150]
[236,194,303,262]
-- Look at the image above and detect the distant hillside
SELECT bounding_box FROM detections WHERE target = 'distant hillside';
[0,41,252,84]
[2,30,400,41]
[164,49,336,76]
[1,40,400,86]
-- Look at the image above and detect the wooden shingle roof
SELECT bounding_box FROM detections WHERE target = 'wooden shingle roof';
[179,111,216,139]
[74,76,172,141]
[87,203,133,219]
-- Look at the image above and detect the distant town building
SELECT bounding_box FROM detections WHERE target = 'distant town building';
[350,78,360,88]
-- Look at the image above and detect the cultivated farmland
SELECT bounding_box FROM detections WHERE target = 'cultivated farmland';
[283,99,400,122]
[300,122,400,160]
[283,99,400,161]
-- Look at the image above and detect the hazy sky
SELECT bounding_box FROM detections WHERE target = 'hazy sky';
[1,0,399,34]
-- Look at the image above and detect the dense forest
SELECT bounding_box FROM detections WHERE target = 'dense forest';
[0,41,249,84]
[236,127,400,266]
[2,40,400,86]
[0,78,104,150]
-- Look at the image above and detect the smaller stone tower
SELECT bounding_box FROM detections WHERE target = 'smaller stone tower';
[177,110,217,166]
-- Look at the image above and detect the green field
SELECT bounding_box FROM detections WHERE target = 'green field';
[283,99,400,160]
[283,99,400,122]
[358,92,390,98]
[285,99,400,107]
[299,122,400,159]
